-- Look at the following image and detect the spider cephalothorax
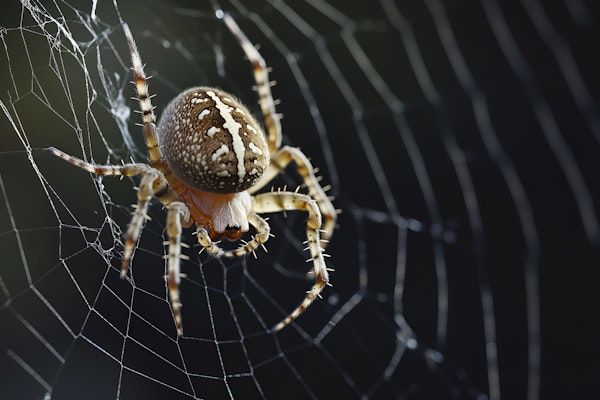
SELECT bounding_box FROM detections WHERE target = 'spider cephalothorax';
[50,12,337,336]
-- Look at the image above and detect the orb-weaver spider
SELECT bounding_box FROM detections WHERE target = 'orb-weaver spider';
[50,12,336,335]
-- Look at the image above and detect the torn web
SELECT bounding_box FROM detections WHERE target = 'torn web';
[1,0,599,399]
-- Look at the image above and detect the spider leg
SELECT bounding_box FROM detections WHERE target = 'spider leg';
[49,147,178,274]
[252,191,329,332]
[123,23,163,165]
[165,202,190,336]
[222,13,282,154]
[50,147,153,177]
[248,146,337,245]
[196,227,225,257]
[223,212,271,258]
[121,170,160,275]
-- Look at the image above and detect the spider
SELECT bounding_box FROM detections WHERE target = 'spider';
[49,12,336,336]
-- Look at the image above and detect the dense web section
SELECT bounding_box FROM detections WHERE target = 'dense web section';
[1,0,599,399]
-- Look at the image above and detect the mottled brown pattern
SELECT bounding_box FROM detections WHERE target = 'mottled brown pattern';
[158,87,269,193]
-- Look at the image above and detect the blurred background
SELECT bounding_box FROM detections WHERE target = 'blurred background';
[0,0,599,399]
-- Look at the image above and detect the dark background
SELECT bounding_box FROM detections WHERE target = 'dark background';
[0,1,599,399]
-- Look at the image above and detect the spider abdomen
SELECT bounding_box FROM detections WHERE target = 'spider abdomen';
[158,86,269,194]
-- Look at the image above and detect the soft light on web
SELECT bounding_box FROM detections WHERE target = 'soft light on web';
[1,1,599,399]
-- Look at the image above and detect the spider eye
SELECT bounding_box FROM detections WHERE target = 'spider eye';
[225,225,240,231]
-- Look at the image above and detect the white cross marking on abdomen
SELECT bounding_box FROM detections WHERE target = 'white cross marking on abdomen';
[206,90,246,183]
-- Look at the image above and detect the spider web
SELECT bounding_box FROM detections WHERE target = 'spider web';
[1,0,599,399]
